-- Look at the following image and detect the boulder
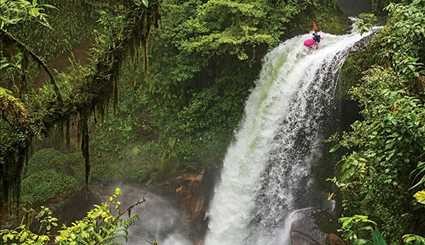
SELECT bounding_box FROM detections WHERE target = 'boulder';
[289,208,340,245]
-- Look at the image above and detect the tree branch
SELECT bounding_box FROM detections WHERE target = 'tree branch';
[1,30,63,104]
[119,196,146,218]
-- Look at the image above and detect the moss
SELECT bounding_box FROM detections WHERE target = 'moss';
[26,148,66,174]
[0,88,29,128]
[26,148,84,177]
[20,148,85,205]
[21,169,78,205]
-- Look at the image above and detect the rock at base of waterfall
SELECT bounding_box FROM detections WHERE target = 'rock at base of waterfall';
[326,234,346,245]
[289,208,334,245]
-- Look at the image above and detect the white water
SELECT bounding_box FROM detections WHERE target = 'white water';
[205,30,375,245]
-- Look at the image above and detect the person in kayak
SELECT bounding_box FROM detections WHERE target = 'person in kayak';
[304,20,321,49]
[312,32,321,43]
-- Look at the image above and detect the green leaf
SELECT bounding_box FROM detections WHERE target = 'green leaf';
[0,62,10,70]
[29,7,40,17]
[372,230,387,245]
[414,190,425,205]
[353,239,369,245]
[403,234,425,244]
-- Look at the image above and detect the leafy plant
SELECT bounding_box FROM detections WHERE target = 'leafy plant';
[411,162,425,190]
[0,188,141,245]
[0,207,54,244]
[414,190,425,205]
[21,169,79,205]
[133,0,149,8]
[333,0,425,241]
[339,214,425,245]
[354,13,377,34]
[55,188,138,244]
[0,0,54,30]
[403,234,425,245]
[339,215,380,244]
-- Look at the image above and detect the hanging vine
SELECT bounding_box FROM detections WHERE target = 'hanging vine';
[79,111,90,186]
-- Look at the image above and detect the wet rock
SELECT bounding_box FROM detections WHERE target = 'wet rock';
[175,171,206,223]
[289,208,335,245]
[52,187,101,225]
[326,233,345,245]
[173,166,219,242]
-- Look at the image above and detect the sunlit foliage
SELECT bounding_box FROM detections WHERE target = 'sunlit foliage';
[0,0,53,30]
[0,188,139,245]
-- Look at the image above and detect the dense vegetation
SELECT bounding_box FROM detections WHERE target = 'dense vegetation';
[0,0,160,206]
[0,0,347,243]
[1,188,142,244]
[1,0,425,244]
[1,0,346,203]
[88,0,348,182]
[334,0,425,243]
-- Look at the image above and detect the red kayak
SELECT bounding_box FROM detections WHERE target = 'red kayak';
[304,38,316,48]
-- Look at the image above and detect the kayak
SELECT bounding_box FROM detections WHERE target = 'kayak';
[304,38,316,48]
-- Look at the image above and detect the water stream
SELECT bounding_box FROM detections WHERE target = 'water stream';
[204,30,376,245]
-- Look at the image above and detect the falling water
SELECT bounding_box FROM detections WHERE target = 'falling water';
[205,30,376,245]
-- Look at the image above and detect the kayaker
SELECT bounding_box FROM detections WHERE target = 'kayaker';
[304,20,321,49]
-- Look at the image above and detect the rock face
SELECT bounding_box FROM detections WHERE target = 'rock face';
[326,234,346,245]
[173,167,219,243]
[289,208,344,245]
[290,208,328,245]
[175,171,206,224]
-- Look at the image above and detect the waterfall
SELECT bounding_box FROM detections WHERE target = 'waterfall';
[205,30,376,245]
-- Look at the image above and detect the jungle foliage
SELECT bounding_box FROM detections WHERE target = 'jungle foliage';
[0,0,349,208]
[91,0,347,173]
[0,188,142,245]
[0,0,160,208]
[6,0,425,243]
[0,0,345,219]
[333,0,425,242]
[338,213,425,245]
[20,148,84,205]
